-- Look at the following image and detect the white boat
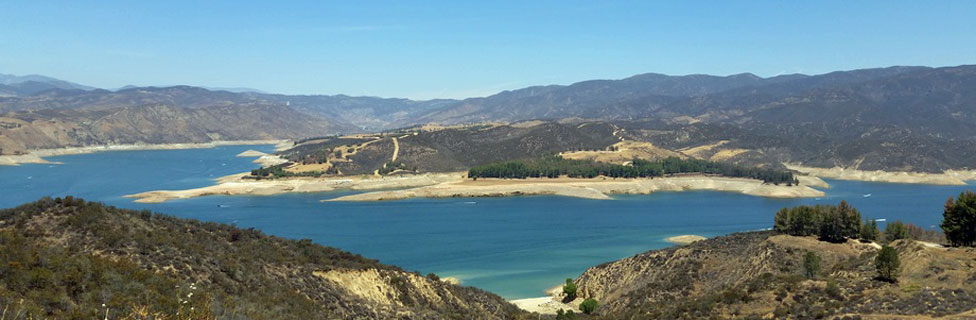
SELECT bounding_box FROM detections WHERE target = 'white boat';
[863,193,872,198]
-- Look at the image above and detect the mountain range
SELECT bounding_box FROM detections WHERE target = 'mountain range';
[1,65,974,172]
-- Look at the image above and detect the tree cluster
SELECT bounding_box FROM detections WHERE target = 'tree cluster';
[773,201,864,243]
[468,156,799,184]
[941,190,976,247]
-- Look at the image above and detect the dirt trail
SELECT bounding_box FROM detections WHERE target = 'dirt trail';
[391,137,400,162]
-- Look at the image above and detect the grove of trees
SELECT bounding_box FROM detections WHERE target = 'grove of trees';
[468,156,799,185]
[773,201,862,243]
[941,190,976,247]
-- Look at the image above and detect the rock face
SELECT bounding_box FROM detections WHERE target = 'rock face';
[574,232,976,319]
[0,198,528,319]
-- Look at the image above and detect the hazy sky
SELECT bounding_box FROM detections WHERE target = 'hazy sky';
[1,1,974,99]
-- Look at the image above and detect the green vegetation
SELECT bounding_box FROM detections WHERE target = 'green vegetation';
[249,163,330,179]
[941,190,976,247]
[563,278,578,300]
[884,220,909,242]
[859,218,880,242]
[468,156,799,185]
[773,201,862,243]
[579,298,598,315]
[874,245,900,283]
[802,251,821,279]
[555,309,576,320]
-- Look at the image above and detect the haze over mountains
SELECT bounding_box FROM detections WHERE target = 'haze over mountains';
[2,65,975,172]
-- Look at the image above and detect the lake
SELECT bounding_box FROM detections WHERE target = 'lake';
[1,145,972,299]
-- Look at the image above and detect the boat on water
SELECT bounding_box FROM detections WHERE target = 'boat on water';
[863,193,872,198]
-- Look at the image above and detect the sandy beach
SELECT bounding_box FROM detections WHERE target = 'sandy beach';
[326,175,826,202]
[0,140,286,166]
[126,173,824,203]
[786,163,976,185]
[665,235,706,245]
[125,172,466,203]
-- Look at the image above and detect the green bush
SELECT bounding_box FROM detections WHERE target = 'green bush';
[875,245,900,282]
[884,220,909,242]
[579,298,598,314]
[860,218,880,242]
[563,278,577,300]
[802,251,821,279]
[941,190,976,247]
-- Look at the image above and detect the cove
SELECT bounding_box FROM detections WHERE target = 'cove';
[0,145,972,299]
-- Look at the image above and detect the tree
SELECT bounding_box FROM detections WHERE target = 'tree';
[884,220,909,242]
[579,298,598,314]
[874,245,900,282]
[941,191,976,247]
[860,218,880,242]
[802,251,821,279]
[563,278,577,301]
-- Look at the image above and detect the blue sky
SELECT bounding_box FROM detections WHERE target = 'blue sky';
[1,1,974,99]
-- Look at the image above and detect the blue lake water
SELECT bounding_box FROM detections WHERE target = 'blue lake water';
[1,145,973,299]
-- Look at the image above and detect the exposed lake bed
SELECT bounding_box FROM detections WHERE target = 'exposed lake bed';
[1,145,972,299]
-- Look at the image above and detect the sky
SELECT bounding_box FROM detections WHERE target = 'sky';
[1,1,974,99]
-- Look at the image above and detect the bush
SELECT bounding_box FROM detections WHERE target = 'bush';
[884,220,909,242]
[563,278,577,300]
[579,298,598,314]
[825,279,842,300]
[802,251,821,279]
[860,218,880,242]
[941,191,976,247]
[875,246,900,282]
[555,309,576,320]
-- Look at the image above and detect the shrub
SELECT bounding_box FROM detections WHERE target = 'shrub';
[802,251,821,279]
[874,246,900,282]
[884,220,909,242]
[941,191,976,247]
[579,298,598,314]
[825,279,842,300]
[860,218,880,242]
[563,278,577,300]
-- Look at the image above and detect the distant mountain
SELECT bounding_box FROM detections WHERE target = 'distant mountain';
[0,103,351,154]
[411,66,935,124]
[0,85,452,131]
[0,73,95,96]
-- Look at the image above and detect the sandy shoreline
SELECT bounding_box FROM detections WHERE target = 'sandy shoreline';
[786,163,976,185]
[125,172,466,203]
[666,235,706,245]
[126,173,825,203]
[326,175,826,202]
[0,140,286,166]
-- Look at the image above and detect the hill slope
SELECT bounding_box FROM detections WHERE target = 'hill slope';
[0,198,529,319]
[572,231,976,319]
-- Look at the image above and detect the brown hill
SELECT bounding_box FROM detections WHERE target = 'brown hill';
[0,198,530,319]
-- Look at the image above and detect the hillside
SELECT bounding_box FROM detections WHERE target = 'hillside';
[277,121,620,175]
[0,104,347,155]
[0,198,529,319]
[570,231,976,319]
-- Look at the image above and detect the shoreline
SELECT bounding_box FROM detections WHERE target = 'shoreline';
[0,140,285,166]
[126,174,825,203]
[326,176,826,202]
[785,163,976,185]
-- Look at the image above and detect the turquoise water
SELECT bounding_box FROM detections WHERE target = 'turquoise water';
[1,145,972,299]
